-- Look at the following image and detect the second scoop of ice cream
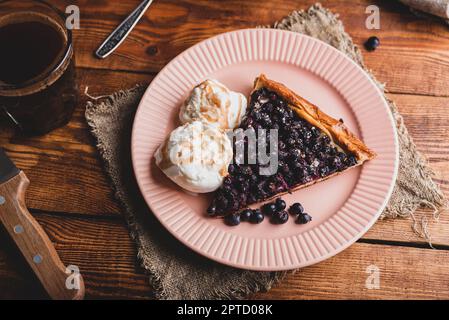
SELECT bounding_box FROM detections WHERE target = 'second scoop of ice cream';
[179,79,247,129]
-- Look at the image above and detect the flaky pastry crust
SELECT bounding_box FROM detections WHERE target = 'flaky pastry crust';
[210,75,378,214]
[254,74,376,163]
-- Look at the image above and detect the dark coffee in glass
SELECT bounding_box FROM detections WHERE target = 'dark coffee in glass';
[0,0,78,135]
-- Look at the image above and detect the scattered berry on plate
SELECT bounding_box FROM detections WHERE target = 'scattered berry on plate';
[207,205,217,217]
[250,209,264,224]
[240,209,253,222]
[275,198,286,211]
[289,202,304,215]
[262,202,278,216]
[224,214,241,226]
[364,36,380,51]
[271,210,289,224]
[296,212,313,225]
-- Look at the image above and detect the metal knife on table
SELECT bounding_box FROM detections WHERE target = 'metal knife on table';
[0,148,84,300]
[95,0,155,59]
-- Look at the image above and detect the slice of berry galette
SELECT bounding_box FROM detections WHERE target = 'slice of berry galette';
[207,74,376,217]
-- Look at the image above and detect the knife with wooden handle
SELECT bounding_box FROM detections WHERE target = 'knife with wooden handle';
[0,148,85,300]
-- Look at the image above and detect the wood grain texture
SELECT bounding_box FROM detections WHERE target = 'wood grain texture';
[0,69,151,215]
[0,213,151,299]
[49,0,449,96]
[253,242,449,300]
[0,173,84,300]
[0,213,449,299]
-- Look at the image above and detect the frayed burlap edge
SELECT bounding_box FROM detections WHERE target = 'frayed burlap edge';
[85,86,286,300]
[398,0,449,25]
[85,86,165,298]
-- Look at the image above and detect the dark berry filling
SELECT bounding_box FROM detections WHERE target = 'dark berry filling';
[208,87,357,216]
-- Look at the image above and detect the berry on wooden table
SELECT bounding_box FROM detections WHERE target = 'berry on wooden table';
[364,36,380,51]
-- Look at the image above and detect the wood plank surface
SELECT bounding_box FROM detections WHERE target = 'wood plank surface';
[0,68,151,215]
[1,212,449,299]
[53,0,449,96]
[254,242,449,300]
[0,213,151,300]
[365,93,449,246]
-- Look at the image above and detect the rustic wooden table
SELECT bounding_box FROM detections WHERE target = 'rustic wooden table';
[1,0,448,300]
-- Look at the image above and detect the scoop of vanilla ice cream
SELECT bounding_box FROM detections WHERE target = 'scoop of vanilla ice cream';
[179,79,247,129]
[155,121,233,193]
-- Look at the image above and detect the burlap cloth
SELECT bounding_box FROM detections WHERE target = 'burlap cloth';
[85,4,446,300]
[399,0,449,23]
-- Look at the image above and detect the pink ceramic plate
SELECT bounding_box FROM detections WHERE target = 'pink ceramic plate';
[131,29,398,271]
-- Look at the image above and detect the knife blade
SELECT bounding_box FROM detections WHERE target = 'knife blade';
[0,148,20,185]
[0,149,85,299]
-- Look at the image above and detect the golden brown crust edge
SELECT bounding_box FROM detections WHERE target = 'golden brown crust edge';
[253,74,377,163]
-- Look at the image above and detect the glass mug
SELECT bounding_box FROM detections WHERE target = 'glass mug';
[0,0,78,136]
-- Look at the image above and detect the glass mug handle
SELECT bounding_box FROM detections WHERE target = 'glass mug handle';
[1,106,23,131]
